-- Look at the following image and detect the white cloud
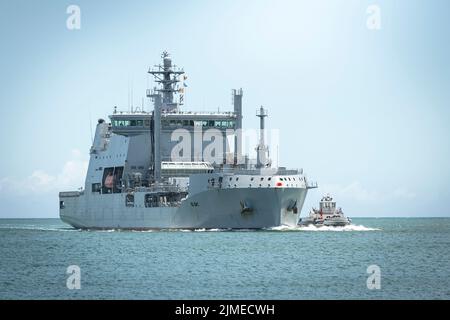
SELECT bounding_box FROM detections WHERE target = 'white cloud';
[318,181,416,203]
[318,181,379,203]
[393,187,416,200]
[0,149,88,195]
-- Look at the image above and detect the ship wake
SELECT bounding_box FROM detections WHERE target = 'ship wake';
[268,224,380,232]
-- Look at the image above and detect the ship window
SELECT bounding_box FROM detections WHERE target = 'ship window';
[268,177,272,181]
[126,194,134,207]
[136,120,144,126]
[130,120,137,126]
[261,177,264,181]
[144,120,150,127]
[91,183,101,193]
[59,201,65,209]
[250,177,254,181]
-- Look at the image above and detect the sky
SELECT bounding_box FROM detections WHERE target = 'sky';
[0,0,449,218]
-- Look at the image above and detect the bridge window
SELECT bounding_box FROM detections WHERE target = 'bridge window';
[197,120,235,129]
[113,120,130,127]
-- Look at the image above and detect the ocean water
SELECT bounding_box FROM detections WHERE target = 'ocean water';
[0,218,449,300]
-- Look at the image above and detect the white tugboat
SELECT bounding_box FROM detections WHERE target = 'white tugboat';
[298,194,351,227]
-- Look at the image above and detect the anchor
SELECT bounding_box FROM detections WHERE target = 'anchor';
[287,200,298,214]
[240,200,253,214]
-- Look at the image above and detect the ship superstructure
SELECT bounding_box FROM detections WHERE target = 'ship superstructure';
[59,52,317,229]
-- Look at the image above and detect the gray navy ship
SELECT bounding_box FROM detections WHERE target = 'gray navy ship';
[59,52,317,229]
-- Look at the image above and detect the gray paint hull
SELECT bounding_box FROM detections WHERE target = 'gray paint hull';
[60,187,307,229]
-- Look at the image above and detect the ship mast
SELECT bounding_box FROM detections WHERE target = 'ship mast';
[147,51,185,182]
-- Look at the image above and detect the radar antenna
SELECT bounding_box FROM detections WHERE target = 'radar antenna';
[147,51,185,112]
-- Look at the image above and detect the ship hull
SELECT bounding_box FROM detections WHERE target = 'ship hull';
[60,187,308,229]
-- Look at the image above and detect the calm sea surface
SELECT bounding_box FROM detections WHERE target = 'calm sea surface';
[0,218,449,299]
